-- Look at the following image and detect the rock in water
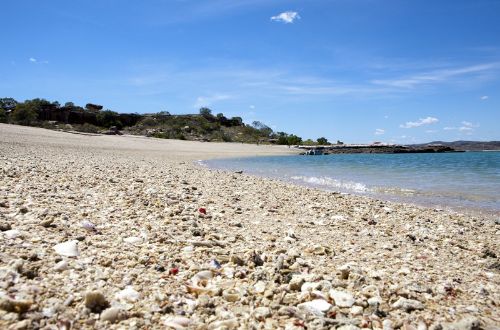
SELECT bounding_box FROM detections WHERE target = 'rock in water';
[53,240,80,257]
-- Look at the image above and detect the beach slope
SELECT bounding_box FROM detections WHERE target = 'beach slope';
[0,124,498,329]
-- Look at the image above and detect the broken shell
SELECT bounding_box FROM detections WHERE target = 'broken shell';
[54,260,69,272]
[330,289,355,308]
[3,229,21,239]
[164,316,191,329]
[222,289,240,302]
[53,240,80,257]
[116,286,140,302]
[191,270,213,286]
[81,220,97,232]
[100,307,124,323]
[123,236,143,245]
[297,299,332,316]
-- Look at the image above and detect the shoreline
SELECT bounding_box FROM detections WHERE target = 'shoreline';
[1,124,498,329]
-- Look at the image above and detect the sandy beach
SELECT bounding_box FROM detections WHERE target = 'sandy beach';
[0,123,498,329]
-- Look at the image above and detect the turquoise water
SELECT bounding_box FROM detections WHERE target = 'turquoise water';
[203,151,500,214]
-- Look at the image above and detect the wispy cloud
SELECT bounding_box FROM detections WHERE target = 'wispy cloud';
[443,121,479,134]
[194,94,232,108]
[271,11,300,24]
[480,95,489,100]
[29,57,48,64]
[374,128,385,135]
[372,63,500,89]
[400,116,438,128]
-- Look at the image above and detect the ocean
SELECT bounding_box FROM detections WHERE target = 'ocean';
[202,151,500,215]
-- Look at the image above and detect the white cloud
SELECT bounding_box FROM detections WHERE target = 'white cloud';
[194,94,231,108]
[29,57,48,64]
[400,116,439,128]
[249,105,255,109]
[374,128,385,135]
[443,121,479,134]
[271,11,300,24]
[480,95,489,100]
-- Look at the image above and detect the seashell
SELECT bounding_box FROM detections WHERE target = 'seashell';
[209,259,221,269]
[80,220,97,232]
[53,240,80,257]
[123,236,143,245]
[330,289,355,308]
[297,299,332,316]
[116,286,140,302]
[164,316,191,329]
[254,281,266,293]
[100,307,123,323]
[392,297,424,312]
[191,270,213,286]
[350,305,364,316]
[208,318,238,330]
[54,260,69,272]
[222,289,240,302]
[3,229,21,239]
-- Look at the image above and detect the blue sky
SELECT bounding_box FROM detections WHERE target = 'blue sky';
[1,0,499,143]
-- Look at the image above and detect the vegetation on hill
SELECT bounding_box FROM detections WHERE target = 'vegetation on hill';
[0,97,331,145]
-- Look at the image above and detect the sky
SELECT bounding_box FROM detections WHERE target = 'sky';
[1,0,499,143]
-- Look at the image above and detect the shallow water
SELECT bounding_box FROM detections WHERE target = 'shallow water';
[203,151,500,215]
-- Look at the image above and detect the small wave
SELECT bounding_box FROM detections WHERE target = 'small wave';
[290,175,370,193]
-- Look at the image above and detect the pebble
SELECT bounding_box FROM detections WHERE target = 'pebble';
[0,296,32,313]
[253,306,272,320]
[392,297,425,312]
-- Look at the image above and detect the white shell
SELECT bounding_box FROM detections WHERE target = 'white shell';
[3,230,21,239]
[123,236,143,245]
[329,289,355,308]
[163,316,191,329]
[297,299,332,316]
[54,260,69,272]
[191,270,213,286]
[53,240,80,257]
[115,286,140,302]
[80,220,96,231]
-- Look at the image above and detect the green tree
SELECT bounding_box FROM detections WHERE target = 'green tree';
[0,98,18,112]
[12,102,38,125]
[317,137,329,145]
[199,107,213,117]
[96,110,121,128]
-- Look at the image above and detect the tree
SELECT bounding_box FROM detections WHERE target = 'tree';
[96,110,121,128]
[317,137,329,145]
[252,120,273,137]
[12,102,38,125]
[85,103,103,112]
[0,98,18,112]
[199,107,212,117]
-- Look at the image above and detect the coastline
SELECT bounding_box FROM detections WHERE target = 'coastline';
[0,124,498,329]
